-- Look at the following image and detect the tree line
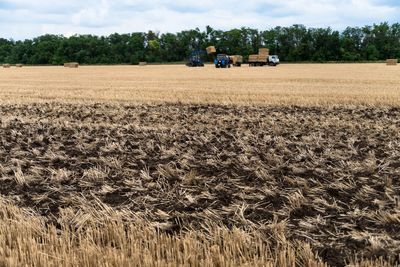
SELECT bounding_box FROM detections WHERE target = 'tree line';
[0,23,399,65]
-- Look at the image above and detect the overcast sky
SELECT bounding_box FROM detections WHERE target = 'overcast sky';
[0,0,399,40]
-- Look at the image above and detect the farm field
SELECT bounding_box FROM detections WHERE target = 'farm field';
[0,64,400,267]
[0,64,400,106]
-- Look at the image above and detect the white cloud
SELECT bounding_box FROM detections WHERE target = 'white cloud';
[71,0,110,27]
[0,0,399,39]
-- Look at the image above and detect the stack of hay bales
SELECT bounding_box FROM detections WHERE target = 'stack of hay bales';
[139,62,147,66]
[3,64,11,68]
[249,48,270,64]
[258,48,269,62]
[259,48,269,55]
[206,46,216,54]
[16,64,23,68]
[64,62,79,68]
[248,55,259,62]
[229,55,243,65]
[386,59,398,66]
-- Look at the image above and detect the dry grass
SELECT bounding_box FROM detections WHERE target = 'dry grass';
[206,46,216,54]
[0,197,330,267]
[386,59,398,66]
[0,64,399,106]
[0,64,400,266]
[1,103,400,266]
[63,62,79,68]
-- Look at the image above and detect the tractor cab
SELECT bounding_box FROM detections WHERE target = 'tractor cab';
[214,54,231,68]
[186,50,205,67]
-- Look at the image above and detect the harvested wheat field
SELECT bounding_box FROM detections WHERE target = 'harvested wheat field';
[0,64,400,267]
[0,64,400,106]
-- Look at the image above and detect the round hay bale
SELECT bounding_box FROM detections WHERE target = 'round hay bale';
[16,64,23,68]
[3,64,11,68]
[139,62,147,66]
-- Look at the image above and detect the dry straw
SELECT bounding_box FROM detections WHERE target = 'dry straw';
[206,46,216,54]
[258,48,269,62]
[0,103,399,267]
[386,59,398,66]
[258,48,269,55]
[230,55,243,64]
[64,62,79,68]
[248,55,259,62]
[1,64,400,106]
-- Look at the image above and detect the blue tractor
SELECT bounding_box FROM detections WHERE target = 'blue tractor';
[186,50,206,67]
[214,54,232,68]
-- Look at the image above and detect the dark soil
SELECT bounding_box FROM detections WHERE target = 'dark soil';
[1,103,400,266]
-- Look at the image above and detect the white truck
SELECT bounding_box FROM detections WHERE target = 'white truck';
[248,48,280,66]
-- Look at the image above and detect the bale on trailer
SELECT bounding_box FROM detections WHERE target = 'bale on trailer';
[16,64,23,68]
[3,64,11,68]
[248,47,278,66]
[206,46,216,54]
[255,55,268,62]
[64,62,79,68]
[259,48,270,55]
[139,62,147,66]
[258,49,269,63]
[386,59,398,66]
[248,55,259,62]
[248,53,269,66]
[229,55,243,66]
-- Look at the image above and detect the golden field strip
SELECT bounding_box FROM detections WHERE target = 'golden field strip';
[0,64,400,267]
[0,63,399,106]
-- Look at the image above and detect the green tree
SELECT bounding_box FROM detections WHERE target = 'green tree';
[1,23,399,65]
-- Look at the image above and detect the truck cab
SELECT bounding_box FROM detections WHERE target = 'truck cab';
[268,55,280,66]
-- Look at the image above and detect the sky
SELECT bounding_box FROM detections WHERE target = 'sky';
[0,0,399,40]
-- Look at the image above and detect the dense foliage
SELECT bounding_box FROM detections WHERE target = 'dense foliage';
[0,23,399,64]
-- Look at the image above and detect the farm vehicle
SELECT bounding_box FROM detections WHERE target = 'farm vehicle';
[214,54,232,68]
[185,45,250,68]
[186,50,206,67]
[248,48,280,66]
[214,54,243,68]
[248,55,280,66]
